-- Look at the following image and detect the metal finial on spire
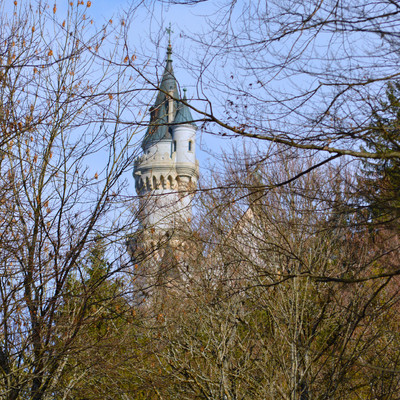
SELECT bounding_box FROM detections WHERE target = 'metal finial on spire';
[166,23,174,61]
[166,23,174,44]
[183,88,187,100]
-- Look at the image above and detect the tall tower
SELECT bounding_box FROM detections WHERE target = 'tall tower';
[133,43,199,247]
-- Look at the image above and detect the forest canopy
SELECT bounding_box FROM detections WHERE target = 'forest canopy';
[0,0,400,399]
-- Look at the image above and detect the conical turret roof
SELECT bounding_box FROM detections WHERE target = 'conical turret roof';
[142,44,180,150]
[174,89,197,127]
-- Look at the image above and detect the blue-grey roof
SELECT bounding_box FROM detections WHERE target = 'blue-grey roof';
[142,46,196,150]
[142,45,179,150]
[174,91,197,127]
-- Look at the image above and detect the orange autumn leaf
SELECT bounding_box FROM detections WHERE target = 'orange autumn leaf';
[94,172,98,179]
[87,0,91,6]
[53,4,56,13]
[48,49,53,56]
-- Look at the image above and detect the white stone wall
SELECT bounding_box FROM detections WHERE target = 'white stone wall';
[173,124,196,165]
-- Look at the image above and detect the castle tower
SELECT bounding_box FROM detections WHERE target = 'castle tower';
[133,43,199,245]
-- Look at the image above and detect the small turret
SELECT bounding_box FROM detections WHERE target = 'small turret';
[133,45,199,235]
[173,89,197,167]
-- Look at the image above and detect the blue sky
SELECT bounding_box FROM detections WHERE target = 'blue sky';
[2,0,228,188]
[86,0,227,171]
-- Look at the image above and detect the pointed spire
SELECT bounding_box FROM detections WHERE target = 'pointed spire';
[142,43,180,150]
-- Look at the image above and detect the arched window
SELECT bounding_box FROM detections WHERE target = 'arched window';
[173,140,177,152]
[167,176,173,189]
[188,140,192,152]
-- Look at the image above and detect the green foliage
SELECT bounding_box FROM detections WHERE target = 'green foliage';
[58,239,138,399]
[363,82,400,224]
